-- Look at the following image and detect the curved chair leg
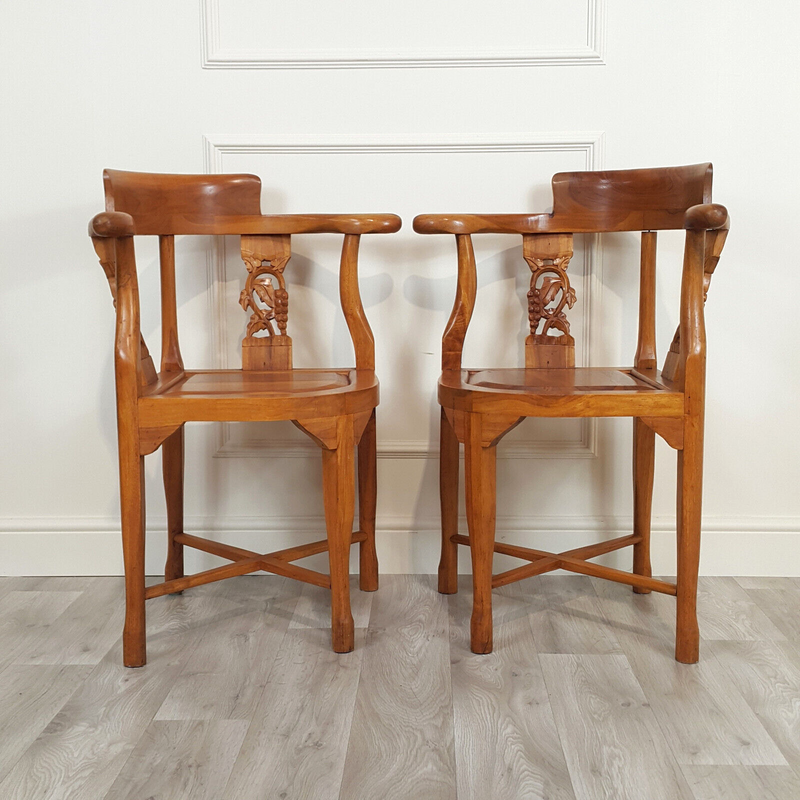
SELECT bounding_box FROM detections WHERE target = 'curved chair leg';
[632,418,656,593]
[323,416,356,653]
[438,407,459,594]
[357,410,379,592]
[120,448,146,667]
[163,426,185,586]
[675,417,704,663]
[464,413,497,654]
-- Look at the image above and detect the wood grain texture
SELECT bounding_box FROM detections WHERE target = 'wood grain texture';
[156,577,302,720]
[449,579,575,800]
[340,575,456,800]
[519,576,623,655]
[0,594,226,800]
[14,578,124,665]
[221,627,366,800]
[0,591,82,667]
[619,632,787,765]
[289,576,373,630]
[540,654,695,800]
[682,765,800,800]
[695,578,787,641]
[103,720,248,800]
[735,577,800,640]
[707,640,800,770]
[0,665,92,784]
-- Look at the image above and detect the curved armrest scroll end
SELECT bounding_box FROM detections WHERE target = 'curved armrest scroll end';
[89,211,136,238]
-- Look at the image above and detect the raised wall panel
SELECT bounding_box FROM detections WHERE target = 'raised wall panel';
[202,133,604,459]
[202,0,606,68]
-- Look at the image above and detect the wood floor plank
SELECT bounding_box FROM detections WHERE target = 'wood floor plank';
[682,765,800,800]
[289,576,373,629]
[221,627,365,800]
[103,720,249,800]
[695,578,787,641]
[619,631,787,765]
[156,576,302,720]
[707,639,800,770]
[540,654,694,800]
[339,575,456,800]
[449,579,576,800]
[0,664,92,784]
[0,590,83,667]
[735,578,800,641]
[0,594,234,800]
[15,578,125,666]
[519,576,623,655]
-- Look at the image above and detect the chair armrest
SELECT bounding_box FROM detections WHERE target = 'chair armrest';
[413,214,552,235]
[88,211,135,238]
[210,214,401,236]
[684,204,729,231]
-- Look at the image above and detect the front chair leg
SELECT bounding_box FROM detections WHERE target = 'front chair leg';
[464,413,497,654]
[438,407,459,594]
[632,418,655,593]
[162,426,185,586]
[322,416,356,653]
[675,418,704,663]
[120,449,147,667]
[357,409,379,592]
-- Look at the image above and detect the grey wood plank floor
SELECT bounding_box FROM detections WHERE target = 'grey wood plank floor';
[0,575,798,799]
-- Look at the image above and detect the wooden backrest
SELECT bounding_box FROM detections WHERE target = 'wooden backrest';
[103,170,262,235]
[98,171,378,376]
[550,163,713,232]
[440,164,723,374]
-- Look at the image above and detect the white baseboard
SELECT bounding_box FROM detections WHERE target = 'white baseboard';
[1,516,799,577]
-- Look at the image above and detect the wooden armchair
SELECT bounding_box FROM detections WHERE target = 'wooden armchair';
[90,170,400,666]
[414,164,729,663]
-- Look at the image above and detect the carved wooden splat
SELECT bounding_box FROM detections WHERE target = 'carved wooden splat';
[240,234,292,370]
[523,233,576,368]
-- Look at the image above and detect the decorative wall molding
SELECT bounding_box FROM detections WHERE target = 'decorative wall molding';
[200,0,607,70]
[203,132,604,459]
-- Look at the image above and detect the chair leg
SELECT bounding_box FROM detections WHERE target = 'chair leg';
[464,413,497,654]
[438,407,459,594]
[322,416,356,653]
[675,417,704,663]
[632,418,655,593]
[162,426,184,586]
[357,410,379,592]
[120,448,146,668]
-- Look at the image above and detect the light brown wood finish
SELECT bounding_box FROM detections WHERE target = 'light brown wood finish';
[415,164,729,663]
[90,170,400,665]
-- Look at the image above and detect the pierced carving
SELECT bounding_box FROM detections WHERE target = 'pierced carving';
[239,235,291,339]
[524,240,576,340]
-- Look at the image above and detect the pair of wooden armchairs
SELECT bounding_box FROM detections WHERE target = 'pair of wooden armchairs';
[89,164,728,667]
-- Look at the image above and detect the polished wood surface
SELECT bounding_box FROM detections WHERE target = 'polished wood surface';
[90,170,399,665]
[416,164,729,663]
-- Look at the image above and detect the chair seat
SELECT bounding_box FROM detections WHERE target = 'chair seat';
[139,368,379,425]
[439,367,683,418]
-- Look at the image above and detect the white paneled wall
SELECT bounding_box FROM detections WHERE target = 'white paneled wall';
[1,1,798,575]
